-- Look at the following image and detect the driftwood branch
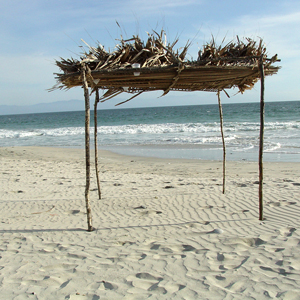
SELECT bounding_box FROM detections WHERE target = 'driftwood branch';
[217,91,226,194]
[94,89,101,199]
[259,58,265,221]
[115,90,144,106]
[82,63,94,231]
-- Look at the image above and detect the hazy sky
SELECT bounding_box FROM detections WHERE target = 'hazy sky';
[0,0,299,110]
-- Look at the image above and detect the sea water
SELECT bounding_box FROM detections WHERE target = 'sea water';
[1,101,299,162]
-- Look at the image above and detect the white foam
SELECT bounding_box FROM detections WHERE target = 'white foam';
[265,142,282,152]
[1,118,300,161]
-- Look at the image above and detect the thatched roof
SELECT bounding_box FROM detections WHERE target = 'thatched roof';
[51,30,280,229]
[52,30,280,105]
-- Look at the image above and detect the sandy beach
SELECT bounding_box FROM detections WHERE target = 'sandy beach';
[0,146,300,299]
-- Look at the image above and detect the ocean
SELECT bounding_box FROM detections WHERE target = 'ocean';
[1,101,300,162]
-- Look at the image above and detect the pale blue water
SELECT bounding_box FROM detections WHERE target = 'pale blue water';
[1,101,300,162]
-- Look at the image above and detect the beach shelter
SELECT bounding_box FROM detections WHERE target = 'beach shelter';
[51,30,280,231]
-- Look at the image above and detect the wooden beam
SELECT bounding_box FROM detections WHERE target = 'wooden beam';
[81,63,94,231]
[217,91,226,194]
[258,58,265,221]
[94,88,102,199]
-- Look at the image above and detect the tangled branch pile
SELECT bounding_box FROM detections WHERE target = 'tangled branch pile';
[56,30,189,73]
[52,30,280,104]
[197,37,268,66]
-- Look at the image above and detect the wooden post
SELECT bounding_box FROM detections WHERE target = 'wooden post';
[217,91,226,194]
[258,58,265,220]
[81,64,94,231]
[94,89,101,199]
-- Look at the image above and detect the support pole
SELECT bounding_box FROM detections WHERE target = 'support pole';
[94,88,101,199]
[258,58,265,221]
[81,64,94,231]
[217,91,226,194]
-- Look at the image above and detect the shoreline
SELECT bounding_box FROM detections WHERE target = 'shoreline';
[2,144,300,163]
[99,143,300,163]
[1,145,300,174]
[1,146,300,299]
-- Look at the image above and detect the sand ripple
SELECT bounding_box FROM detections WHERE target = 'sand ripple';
[0,147,300,299]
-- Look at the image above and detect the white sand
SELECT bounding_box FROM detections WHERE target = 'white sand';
[0,146,300,299]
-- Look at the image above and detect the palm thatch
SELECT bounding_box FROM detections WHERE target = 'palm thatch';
[52,30,280,105]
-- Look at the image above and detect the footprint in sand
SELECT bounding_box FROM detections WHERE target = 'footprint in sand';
[136,272,163,281]
[148,242,202,258]
[65,293,100,299]
[207,228,224,234]
[185,221,210,228]
[41,263,78,273]
[189,228,224,237]
[98,280,117,291]
[267,201,297,207]
[237,183,248,187]
[126,272,168,294]
[134,205,147,210]
[138,210,162,216]
[64,210,83,215]
[259,266,292,276]
[200,205,214,210]
[228,209,250,215]
[223,237,266,251]
[279,227,297,237]
[217,255,250,271]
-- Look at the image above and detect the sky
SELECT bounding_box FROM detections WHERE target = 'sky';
[0,0,299,111]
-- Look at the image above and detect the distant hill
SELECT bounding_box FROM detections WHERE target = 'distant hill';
[0,100,85,115]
